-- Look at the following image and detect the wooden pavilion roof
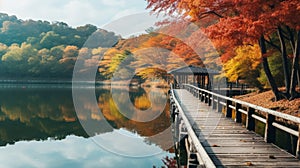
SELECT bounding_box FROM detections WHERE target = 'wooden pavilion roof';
[168,65,219,75]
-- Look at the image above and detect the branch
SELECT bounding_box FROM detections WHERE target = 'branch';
[286,26,295,52]
[265,39,281,52]
[199,10,224,19]
[278,26,290,41]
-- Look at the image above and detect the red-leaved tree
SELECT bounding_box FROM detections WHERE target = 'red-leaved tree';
[147,0,300,100]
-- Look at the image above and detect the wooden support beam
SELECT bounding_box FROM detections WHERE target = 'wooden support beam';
[193,75,195,85]
[202,75,205,89]
[296,124,300,159]
[204,92,208,104]
[200,91,205,102]
[264,114,276,143]
[210,75,214,90]
[246,107,255,131]
[217,97,223,112]
[235,103,242,123]
[226,100,232,118]
[212,95,216,110]
[208,94,212,106]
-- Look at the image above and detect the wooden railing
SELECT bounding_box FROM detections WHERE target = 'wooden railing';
[181,84,300,159]
[169,87,216,167]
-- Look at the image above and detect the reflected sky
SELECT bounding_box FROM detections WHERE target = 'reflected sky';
[0,133,171,168]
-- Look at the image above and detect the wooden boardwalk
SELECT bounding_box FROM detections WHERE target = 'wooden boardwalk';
[173,89,300,167]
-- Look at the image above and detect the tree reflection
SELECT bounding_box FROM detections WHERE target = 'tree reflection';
[0,86,172,151]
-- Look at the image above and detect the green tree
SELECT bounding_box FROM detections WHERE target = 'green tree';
[40,31,62,49]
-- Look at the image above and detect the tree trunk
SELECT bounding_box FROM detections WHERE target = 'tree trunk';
[298,68,300,87]
[289,31,300,99]
[259,36,282,101]
[278,27,291,97]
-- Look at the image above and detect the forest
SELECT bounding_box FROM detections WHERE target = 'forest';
[0,13,119,79]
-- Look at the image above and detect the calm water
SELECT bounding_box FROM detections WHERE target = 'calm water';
[0,85,174,168]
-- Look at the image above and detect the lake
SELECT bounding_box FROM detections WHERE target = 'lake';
[0,85,174,168]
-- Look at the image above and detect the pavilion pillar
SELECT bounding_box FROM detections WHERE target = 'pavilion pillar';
[185,75,188,84]
[210,75,214,90]
[187,75,189,84]
[181,75,183,84]
[193,75,195,86]
[207,75,210,90]
[196,75,200,88]
[199,75,202,88]
[202,75,205,89]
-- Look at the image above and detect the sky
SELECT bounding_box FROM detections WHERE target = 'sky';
[0,0,161,30]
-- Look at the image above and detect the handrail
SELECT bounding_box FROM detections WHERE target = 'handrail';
[181,83,300,159]
[184,84,300,124]
[170,89,216,167]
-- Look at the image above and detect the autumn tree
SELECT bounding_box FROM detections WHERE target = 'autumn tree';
[223,44,262,90]
[147,0,300,100]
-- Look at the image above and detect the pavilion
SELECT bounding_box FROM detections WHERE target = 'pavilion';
[168,65,220,90]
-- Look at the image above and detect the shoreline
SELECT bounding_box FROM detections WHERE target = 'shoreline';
[0,79,170,89]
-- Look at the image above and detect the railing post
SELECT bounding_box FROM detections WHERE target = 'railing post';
[235,103,242,123]
[171,104,176,122]
[212,95,216,110]
[264,114,276,143]
[246,107,255,131]
[201,91,205,102]
[225,100,232,118]
[217,97,222,112]
[297,124,300,159]
[204,92,208,104]
[208,94,212,106]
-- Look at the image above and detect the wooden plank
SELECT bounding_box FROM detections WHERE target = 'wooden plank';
[204,146,289,154]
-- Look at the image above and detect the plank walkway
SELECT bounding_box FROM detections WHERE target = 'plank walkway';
[174,89,300,167]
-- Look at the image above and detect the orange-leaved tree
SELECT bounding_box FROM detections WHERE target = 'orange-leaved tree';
[147,0,300,100]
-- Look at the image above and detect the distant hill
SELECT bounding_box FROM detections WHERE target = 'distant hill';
[0,13,120,80]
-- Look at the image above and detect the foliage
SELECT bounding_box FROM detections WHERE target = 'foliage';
[147,0,300,100]
[0,12,218,82]
[223,44,262,89]
[161,156,177,168]
[99,32,201,82]
[0,13,119,79]
[107,50,135,80]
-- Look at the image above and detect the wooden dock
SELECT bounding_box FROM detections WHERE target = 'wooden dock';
[170,86,300,167]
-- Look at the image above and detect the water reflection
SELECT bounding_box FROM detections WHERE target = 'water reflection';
[0,85,173,167]
[0,135,170,168]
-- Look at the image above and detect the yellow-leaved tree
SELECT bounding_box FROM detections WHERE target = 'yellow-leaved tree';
[223,44,262,90]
